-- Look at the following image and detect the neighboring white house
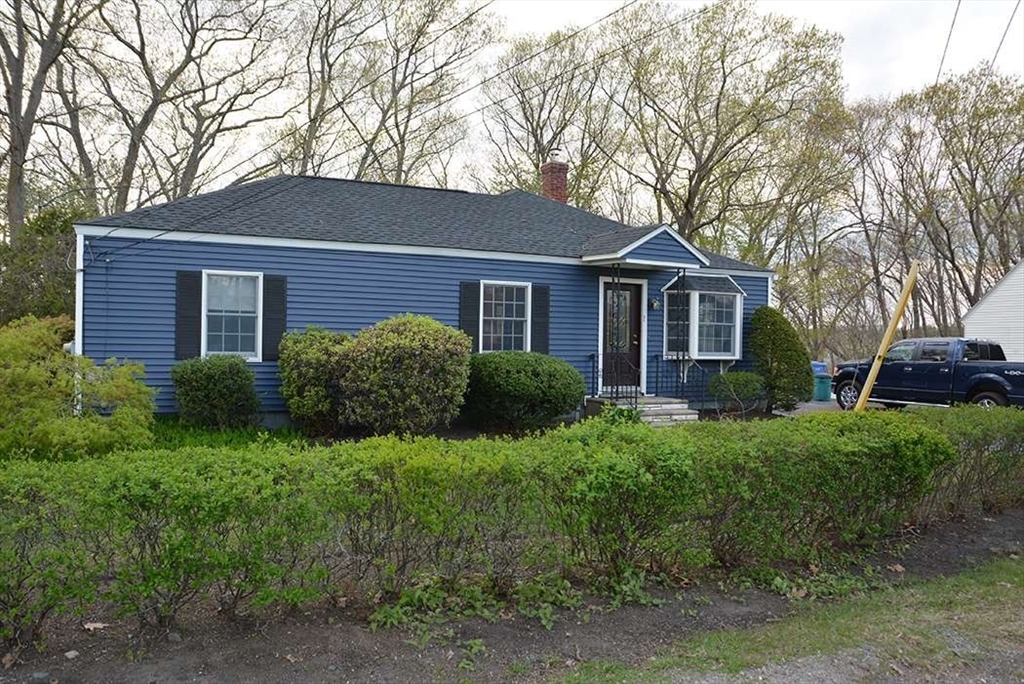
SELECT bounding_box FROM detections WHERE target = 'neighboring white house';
[963,261,1024,362]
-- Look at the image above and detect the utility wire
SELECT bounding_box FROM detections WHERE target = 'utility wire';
[313,0,720,173]
[205,0,720,237]
[95,0,657,261]
[213,0,640,187]
[987,0,1021,75]
[935,0,961,85]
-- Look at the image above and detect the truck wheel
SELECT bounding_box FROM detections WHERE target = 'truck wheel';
[972,391,1008,408]
[836,380,861,411]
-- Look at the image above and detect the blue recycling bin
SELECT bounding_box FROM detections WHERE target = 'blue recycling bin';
[810,361,828,375]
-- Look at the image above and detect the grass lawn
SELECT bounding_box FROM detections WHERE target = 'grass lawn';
[564,555,1024,683]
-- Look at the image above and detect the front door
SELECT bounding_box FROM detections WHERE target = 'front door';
[602,283,642,389]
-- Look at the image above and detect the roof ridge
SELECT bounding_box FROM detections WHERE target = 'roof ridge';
[289,174,486,196]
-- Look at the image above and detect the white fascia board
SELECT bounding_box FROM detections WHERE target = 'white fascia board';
[581,225,710,266]
[660,273,747,296]
[73,233,84,356]
[74,224,582,266]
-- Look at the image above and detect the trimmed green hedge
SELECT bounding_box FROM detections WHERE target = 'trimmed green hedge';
[171,355,260,429]
[3,406,1020,651]
[464,351,586,430]
[278,316,471,436]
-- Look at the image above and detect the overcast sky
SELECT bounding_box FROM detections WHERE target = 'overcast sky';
[492,0,1024,101]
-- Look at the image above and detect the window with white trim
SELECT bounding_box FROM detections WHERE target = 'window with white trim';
[203,272,262,360]
[481,282,530,352]
[697,294,736,355]
[664,290,688,356]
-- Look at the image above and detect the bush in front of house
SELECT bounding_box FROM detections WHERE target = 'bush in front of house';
[5,405,1017,647]
[748,306,814,411]
[278,326,350,437]
[171,355,260,429]
[0,315,154,459]
[912,405,1024,522]
[709,371,765,414]
[339,314,472,435]
[464,351,586,430]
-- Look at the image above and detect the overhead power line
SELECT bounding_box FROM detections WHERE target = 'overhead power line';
[95,0,659,260]
[935,0,961,86]
[213,0,640,187]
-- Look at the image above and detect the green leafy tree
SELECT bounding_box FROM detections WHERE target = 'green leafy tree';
[749,306,813,411]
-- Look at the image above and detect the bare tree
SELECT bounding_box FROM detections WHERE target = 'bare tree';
[342,0,496,185]
[0,0,103,241]
[606,0,842,242]
[477,29,619,210]
[72,0,284,212]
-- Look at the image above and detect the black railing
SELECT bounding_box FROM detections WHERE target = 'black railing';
[589,353,599,397]
[652,354,685,398]
[603,353,640,407]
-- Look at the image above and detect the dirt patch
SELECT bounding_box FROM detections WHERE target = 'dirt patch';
[3,511,1021,684]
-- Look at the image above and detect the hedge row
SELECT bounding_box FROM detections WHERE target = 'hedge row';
[3,407,1022,654]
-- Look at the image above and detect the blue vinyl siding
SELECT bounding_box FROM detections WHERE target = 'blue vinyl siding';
[80,235,769,412]
[621,231,704,267]
[83,237,605,413]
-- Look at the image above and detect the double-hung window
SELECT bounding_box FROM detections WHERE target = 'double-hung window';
[664,290,689,357]
[697,294,736,356]
[480,281,531,352]
[663,279,743,360]
[202,271,263,361]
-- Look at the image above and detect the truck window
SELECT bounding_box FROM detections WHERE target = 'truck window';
[963,343,980,361]
[919,341,949,362]
[989,344,1006,361]
[885,341,916,362]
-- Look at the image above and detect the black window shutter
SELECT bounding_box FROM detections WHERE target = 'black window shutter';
[175,271,202,360]
[262,275,287,362]
[531,285,551,354]
[459,281,480,352]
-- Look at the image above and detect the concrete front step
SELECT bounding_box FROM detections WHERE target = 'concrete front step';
[643,412,699,426]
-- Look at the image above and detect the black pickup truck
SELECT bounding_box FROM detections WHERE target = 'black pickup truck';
[833,338,1024,410]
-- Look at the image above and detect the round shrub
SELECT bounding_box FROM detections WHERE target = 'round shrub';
[748,306,813,411]
[465,351,586,430]
[0,315,154,459]
[171,355,260,429]
[278,326,350,437]
[339,314,471,435]
[709,371,765,414]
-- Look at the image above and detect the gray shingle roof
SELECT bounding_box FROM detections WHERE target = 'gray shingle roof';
[681,275,744,294]
[86,175,772,272]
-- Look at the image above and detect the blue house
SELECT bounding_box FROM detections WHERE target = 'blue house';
[73,158,773,416]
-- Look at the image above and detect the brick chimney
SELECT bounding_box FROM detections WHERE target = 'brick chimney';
[540,148,569,203]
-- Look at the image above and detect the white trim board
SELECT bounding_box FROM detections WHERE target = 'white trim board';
[581,224,710,266]
[73,233,84,356]
[75,224,582,266]
[596,276,648,396]
[74,224,774,279]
